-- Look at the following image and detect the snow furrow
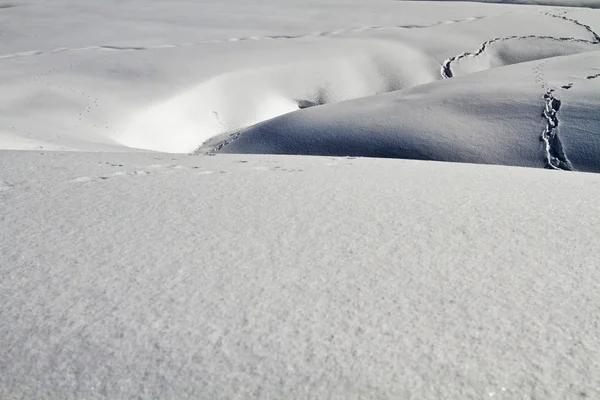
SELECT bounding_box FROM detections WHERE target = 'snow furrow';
[541,90,572,170]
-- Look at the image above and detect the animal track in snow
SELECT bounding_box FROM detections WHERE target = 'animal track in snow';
[7,53,111,138]
[534,60,599,170]
[67,164,212,183]
[145,164,203,171]
[0,180,15,192]
[534,60,572,170]
[0,16,490,62]
[532,59,550,91]
[251,165,303,172]
[544,11,600,43]
[68,171,131,183]
[442,12,600,79]
[441,35,597,79]
[196,129,244,154]
[541,90,572,170]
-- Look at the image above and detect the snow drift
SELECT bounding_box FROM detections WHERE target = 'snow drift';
[218,51,600,172]
[116,40,438,153]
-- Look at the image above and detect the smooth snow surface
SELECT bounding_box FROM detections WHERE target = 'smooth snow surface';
[2,152,600,399]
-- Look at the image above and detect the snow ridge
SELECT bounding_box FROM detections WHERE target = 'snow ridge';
[441,35,597,78]
[442,12,600,79]
[544,11,600,43]
[541,90,572,170]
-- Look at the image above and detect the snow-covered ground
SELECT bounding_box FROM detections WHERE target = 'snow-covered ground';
[2,0,600,398]
[3,152,600,399]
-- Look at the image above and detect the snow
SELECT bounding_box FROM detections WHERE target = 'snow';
[220,51,600,172]
[3,0,599,154]
[2,0,600,397]
[2,152,600,399]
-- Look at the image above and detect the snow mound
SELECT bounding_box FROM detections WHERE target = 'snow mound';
[218,51,600,172]
[115,40,437,153]
[448,37,598,78]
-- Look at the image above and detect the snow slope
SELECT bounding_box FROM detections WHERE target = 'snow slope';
[2,151,600,399]
[2,0,600,159]
[219,51,600,172]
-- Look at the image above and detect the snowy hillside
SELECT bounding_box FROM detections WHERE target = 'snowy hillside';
[219,51,600,172]
[2,0,600,398]
[2,0,600,165]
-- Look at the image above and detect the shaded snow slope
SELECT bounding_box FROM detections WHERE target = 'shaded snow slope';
[2,151,600,398]
[218,51,600,172]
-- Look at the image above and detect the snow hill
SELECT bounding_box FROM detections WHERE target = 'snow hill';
[2,0,600,398]
[219,51,600,172]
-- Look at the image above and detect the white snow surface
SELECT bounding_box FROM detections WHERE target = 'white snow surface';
[2,0,600,398]
[2,152,600,399]
[2,0,600,162]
